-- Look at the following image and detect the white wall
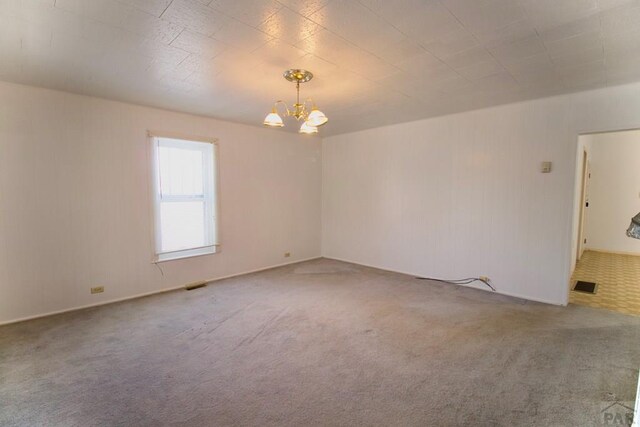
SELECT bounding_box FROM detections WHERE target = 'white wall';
[582,130,640,255]
[322,81,640,305]
[5,79,640,323]
[0,81,322,324]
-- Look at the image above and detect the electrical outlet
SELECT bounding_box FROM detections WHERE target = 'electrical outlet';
[91,286,104,294]
[479,276,490,282]
[284,252,291,258]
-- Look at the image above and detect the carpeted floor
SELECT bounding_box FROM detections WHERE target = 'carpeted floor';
[1,258,639,426]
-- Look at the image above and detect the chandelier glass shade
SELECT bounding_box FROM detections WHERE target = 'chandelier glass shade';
[263,108,284,127]
[263,112,282,127]
[299,121,318,134]
[307,108,328,126]
[263,69,328,134]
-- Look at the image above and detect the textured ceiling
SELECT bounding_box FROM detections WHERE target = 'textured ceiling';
[2,0,640,136]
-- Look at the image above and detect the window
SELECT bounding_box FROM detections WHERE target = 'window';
[151,135,218,262]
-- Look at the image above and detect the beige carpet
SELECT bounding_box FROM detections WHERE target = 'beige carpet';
[1,258,639,426]
[571,250,640,316]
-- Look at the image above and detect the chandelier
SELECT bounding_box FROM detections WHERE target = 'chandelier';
[263,69,328,134]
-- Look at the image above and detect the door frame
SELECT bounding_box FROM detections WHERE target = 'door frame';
[576,149,588,263]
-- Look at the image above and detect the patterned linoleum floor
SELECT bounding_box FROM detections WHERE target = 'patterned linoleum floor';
[570,250,640,316]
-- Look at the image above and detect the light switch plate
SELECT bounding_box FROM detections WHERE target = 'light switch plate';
[541,161,552,173]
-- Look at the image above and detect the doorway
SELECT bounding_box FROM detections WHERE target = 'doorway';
[570,129,640,316]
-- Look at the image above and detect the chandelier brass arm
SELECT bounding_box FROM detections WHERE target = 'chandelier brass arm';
[272,97,318,122]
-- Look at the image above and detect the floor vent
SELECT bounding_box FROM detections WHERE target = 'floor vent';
[573,281,598,294]
[185,282,207,291]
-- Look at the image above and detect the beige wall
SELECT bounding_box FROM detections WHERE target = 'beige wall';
[582,130,640,255]
[322,81,640,306]
[6,78,640,321]
[0,81,322,324]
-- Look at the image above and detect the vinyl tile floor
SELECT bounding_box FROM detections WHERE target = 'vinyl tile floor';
[571,250,640,316]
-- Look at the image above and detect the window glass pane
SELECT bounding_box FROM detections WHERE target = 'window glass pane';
[160,201,206,252]
[158,145,204,196]
[153,136,217,261]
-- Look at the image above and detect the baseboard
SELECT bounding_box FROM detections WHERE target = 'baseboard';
[201,256,322,286]
[586,248,640,257]
[0,256,322,326]
[322,255,565,307]
[0,285,185,326]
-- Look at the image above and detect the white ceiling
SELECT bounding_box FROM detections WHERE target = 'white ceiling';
[2,0,640,136]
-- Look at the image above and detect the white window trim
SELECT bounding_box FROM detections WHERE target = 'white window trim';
[148,131,220,263]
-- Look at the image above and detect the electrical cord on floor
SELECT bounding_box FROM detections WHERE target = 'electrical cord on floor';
[154,262,165,277]
[416,276,496,291]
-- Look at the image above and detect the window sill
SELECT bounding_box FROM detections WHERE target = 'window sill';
[154,246,218,263]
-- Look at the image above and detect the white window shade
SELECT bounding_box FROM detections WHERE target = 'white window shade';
[151,135,218,262]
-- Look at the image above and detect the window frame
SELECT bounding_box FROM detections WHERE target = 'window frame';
[148,131,220,263]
